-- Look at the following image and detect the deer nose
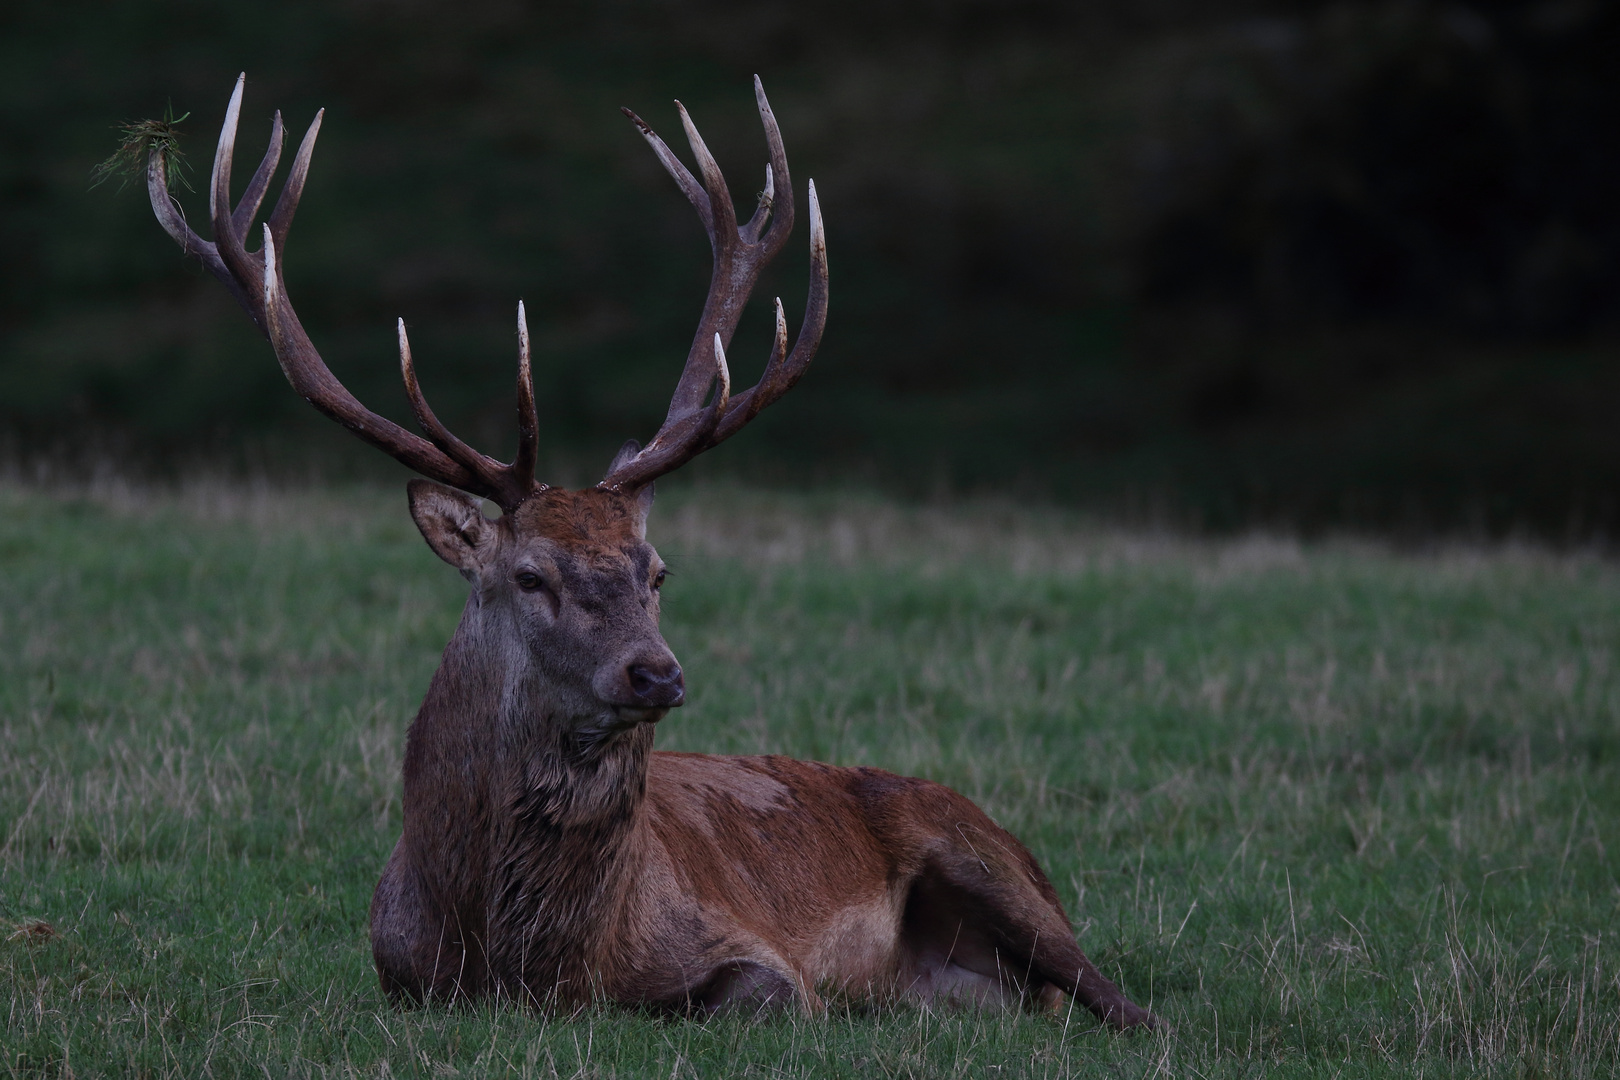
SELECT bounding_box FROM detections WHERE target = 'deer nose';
[626,660,685,708]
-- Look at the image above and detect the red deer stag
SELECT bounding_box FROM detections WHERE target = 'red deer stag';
[144,74,1158,1030]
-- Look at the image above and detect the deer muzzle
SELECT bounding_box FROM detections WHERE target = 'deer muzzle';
[594,650,685,717]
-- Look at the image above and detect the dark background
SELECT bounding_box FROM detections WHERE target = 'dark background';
[3,1,1618,535]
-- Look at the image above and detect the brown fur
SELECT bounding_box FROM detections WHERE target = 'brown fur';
[369,482,1158,1029]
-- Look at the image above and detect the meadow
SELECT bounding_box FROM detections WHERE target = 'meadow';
[1,477,1616,1078]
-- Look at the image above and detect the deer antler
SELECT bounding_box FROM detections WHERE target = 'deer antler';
[146,73,541,512]
[599,77,829,492]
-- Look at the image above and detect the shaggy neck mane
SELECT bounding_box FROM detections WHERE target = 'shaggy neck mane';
[403,593,655,1003]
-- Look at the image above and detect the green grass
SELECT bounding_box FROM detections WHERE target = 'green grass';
[1,478,1617,1078]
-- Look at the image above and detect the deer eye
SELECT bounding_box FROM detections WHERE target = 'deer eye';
[515,571,544,592]
[652,569,667,590]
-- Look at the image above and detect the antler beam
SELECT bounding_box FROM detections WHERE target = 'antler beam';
[599,77,829,491]
[147,74,540,512]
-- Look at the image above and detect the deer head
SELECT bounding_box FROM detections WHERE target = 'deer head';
[146,74,826,740]
[408,481,679,749]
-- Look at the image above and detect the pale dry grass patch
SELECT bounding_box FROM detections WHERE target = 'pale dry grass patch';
[0,467,402,541]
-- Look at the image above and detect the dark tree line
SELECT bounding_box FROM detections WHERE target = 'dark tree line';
[2,1,1617,533]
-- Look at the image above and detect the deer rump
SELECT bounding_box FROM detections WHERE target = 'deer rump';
[374,750,1125,1018]
[143,74,1158,1030]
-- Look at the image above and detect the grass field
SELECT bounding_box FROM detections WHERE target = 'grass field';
[1,478,1616,1078]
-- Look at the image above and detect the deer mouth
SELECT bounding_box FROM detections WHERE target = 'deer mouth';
[612,704,672,725]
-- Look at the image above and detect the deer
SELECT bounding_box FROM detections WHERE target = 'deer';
[142,73,1159,1030]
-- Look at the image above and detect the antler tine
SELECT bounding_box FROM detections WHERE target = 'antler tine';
[267,109,323,254]
[209,74,245,240]
[232,109,284,242]
[741,163,774,244]
[635,332,732,461]
[751,75,794,256]
[515,301,540,494]
[600,334,732,491]
[709,297,789,439]
[256,226,490,496]
[207,74,277,332]
[676,101,737,243]
[621,107,709,226]
[395,314,547,509]
[648,99,744,428]
[397,320,493,475]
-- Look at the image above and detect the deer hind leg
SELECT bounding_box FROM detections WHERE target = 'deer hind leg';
[898,842,1160,1031]
[897,863,1031,1010]
[688,959,809,1015]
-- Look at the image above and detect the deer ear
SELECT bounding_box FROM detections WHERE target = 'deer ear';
[605,440,655,538]
[408,480,495,571]
[605,439,641,477]
[631,482,654,538]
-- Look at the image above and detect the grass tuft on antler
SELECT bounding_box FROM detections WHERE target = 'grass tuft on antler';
[91,104,192,193]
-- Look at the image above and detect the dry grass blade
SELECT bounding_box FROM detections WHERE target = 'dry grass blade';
[91,105,192,193]
[5,920,57,944]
